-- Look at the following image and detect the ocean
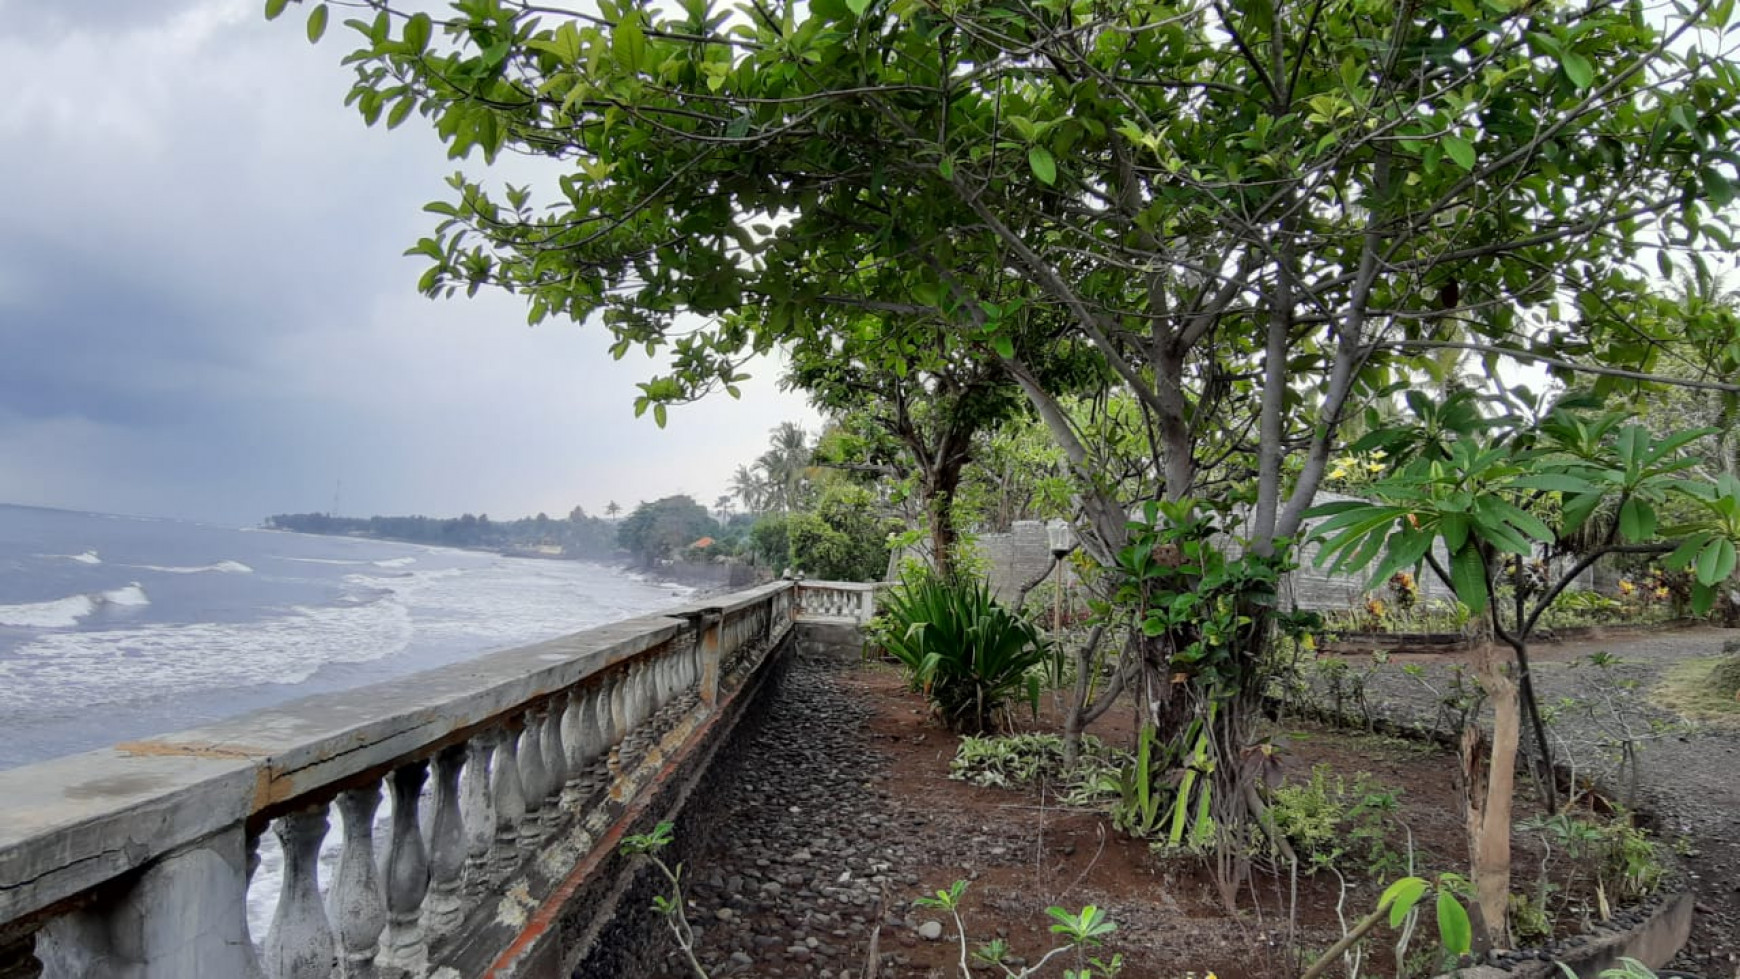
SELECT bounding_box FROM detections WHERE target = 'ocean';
[0,503,699,940]
[0,503,691,771]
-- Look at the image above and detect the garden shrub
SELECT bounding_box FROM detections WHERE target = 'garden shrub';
[1267,763,1405,876]
[874,571,1055,733]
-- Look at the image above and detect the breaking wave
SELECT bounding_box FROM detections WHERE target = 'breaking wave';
[0,583,150,628]
[36,550,102,565]
[134,560,254,575]
[0,594,412,712]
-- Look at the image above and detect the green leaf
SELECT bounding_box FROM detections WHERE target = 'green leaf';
[938,156,954,180]
[404,12,432,52]
[1437,890,1473,956]
[1561,52,1595,90]
[1380,877,1429,927]
[1695,536,1737,586]
[1704,168,1736,208]
[1443,136,1476,172]
[306,3,329,42]
[387,96,415,129]
[1029,146,1058,185]
[1619,497,1656,542]
[652,402,668,428]
[1451,546,1489,613]
[1664,531,1714,571]
[265,0,291,20]
[845,0,871,15]
[1509,473,1598,494]
[992,335,1015,359]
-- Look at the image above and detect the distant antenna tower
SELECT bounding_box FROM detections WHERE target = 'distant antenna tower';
[331,480,342,518]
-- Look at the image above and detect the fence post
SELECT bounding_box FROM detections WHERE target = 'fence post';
[688,607,725,709]
[35,827,258,979]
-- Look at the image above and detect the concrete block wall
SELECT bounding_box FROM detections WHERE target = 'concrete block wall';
[963,494,1603,614]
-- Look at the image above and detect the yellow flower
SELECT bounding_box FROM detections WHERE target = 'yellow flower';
[1618,579,1635,595]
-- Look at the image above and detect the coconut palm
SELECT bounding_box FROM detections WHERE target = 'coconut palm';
[730,465,770,513]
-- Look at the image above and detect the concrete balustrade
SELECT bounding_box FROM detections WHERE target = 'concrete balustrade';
[0,580,868,979]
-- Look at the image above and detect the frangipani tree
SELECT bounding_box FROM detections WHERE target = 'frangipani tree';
[273,0,1740,842]
[1309,398,1740,947]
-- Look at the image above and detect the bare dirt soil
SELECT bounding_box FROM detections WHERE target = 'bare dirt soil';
[649,642,1601,979]
[1353,625,1740,976]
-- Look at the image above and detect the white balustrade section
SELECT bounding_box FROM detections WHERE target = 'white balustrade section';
[0,579,859,979]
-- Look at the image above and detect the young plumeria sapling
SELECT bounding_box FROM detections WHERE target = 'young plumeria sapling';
[915,879,1123,978]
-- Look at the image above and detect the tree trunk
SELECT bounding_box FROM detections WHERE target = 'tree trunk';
[924,457,964,581]
[1465,642,1518,950]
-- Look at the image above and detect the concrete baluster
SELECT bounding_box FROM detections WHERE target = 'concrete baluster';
[422,745,466,941]
[327,785,387,979]
[265,807,338,979]
[517,707,548,846]
[489,722,526,879]
[653,654,672,711]
[461,733,497,900]
[559,687,592,808]
[379,762,430,976]
[609,669,630,743]
[634,660,656,728]
[539,704,567,830]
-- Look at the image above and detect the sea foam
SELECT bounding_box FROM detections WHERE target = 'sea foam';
[0,583,149,628]
[0,595,98,629]
[134,560,254,575]
[35,550,102,565]
[0,594,411,712]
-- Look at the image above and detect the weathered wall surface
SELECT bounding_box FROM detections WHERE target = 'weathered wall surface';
[975,521,1069,605]
[964,495,1599,612]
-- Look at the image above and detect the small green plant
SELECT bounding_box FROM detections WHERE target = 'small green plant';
[1267,764,1407,878]
[1109,720,1216,851]
[917,879,1122,978]
[949,732,1127,806]
[1302,875,1474,979]
[1509,892,1553,943]
[619,822,709,979]
[874,571,1055,733]
[1518,811,1664,914]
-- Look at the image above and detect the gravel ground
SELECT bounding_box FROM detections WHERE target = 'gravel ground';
[647,644,917,978]
[1349,626,1740,976]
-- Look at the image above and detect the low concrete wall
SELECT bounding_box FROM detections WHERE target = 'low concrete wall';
[0,580,873,979]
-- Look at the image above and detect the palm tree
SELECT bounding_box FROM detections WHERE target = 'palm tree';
[605,500,622,519]
[756,422,813,513]
[730,465,769,513]
[713,494,733,522]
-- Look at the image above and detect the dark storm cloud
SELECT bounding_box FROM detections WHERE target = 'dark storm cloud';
[0,0,815,525]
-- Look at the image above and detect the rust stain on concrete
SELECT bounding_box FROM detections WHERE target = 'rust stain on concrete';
[114,740,262,761]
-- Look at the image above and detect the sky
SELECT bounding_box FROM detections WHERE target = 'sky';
[0,0,817,526]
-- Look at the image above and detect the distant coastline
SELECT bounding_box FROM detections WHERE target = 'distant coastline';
[264,510,621,563]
